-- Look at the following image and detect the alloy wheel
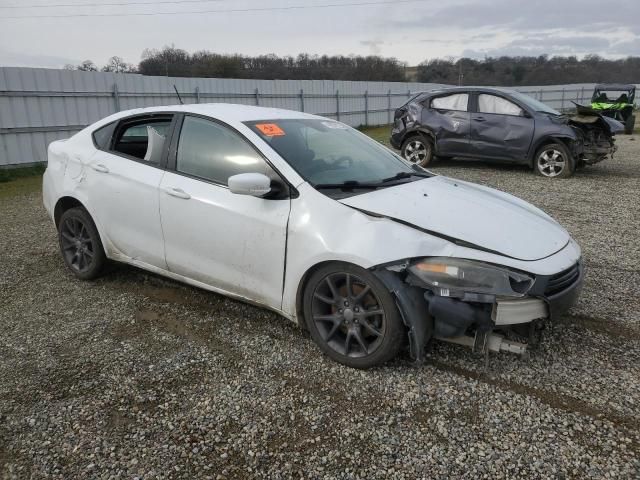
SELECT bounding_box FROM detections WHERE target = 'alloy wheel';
[60,217,95,273]
[537,149,566,177]
[311,272,386,358]
[404,140,429,164]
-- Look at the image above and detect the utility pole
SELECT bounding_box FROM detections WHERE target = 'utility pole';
[458,61,464,86]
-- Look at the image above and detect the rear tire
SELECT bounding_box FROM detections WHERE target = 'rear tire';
[534,142,574,178]
[303,263,405,369]
[401,135,434,167]
[625,114,635,135]
[58,207,106,280]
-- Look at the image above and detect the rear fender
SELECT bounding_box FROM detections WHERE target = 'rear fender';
[400,127,437,149]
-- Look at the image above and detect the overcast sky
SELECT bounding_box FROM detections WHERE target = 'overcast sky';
[0,0,638,69]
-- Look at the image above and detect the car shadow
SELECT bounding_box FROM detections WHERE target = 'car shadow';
[430,157,532,173]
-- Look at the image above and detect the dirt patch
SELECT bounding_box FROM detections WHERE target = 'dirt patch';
[563,314,640,341]
[429,358,640,451]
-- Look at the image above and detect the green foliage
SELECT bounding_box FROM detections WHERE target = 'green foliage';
[0,164,45,183]
[359,125,392,147]
[417,55,640,86]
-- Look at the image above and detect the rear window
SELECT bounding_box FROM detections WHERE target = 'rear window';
[111,117,173,163]
[92,122,116,150]
[431,93,468,111]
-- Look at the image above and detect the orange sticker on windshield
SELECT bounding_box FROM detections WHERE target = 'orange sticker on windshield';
[255,123,285,137]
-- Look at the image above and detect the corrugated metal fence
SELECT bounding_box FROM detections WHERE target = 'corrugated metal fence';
[0,67,632,166]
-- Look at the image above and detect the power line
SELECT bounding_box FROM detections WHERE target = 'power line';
[0,0,229,9]
[0,0,428,19]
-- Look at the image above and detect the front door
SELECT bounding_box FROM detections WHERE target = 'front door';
[470,93,534,161]
[159,115,290,309]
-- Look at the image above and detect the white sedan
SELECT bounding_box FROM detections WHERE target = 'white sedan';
[43,104,583,368]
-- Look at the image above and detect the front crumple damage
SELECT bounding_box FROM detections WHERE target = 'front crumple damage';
[372,254,584,361]
[374,264,494,363]
[568,103,621,165]
[373,269,432,363]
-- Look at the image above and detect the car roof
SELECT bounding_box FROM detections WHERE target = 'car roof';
[594,83,635,91]
[415,86,522,97]
[106,103,320,123]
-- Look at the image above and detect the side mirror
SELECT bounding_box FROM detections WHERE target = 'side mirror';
[228,173,271,197]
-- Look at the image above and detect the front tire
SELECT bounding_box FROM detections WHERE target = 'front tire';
[534,142,574,178]
[303,263,405,369]
[625,114,635,135]
[401,135,434,167]
[58,207,106,280]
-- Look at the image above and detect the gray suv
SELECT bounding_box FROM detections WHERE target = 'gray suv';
[390,87,623,178]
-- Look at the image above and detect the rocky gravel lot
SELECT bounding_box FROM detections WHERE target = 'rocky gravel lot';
[1,135,639,479]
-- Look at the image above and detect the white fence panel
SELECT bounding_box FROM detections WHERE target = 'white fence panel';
[1,67,637,166]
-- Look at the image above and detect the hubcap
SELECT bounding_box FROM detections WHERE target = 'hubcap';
[537,149,566,177]
[60,217,94,273]
[404,140,428,164]
[312,273,385,358]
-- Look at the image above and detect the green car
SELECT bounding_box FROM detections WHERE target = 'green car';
[590,83,636,134]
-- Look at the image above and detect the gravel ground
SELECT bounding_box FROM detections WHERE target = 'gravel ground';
[1,135,639,479]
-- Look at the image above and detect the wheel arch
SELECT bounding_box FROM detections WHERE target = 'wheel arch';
[294,259,362,330]
[53,195,110,256]
[402,127,436,145]
[528,135,577,168]
[54,196,86,228]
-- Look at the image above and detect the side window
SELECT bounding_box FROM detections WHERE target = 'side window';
[431,93,469,111]
[478,94,523,116]
[111,117,172,163]
[176,116,268,185]
[92,122,116,150]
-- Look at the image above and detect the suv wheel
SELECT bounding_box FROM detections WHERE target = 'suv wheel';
[625,114,635,135]
[535,143,574,178]
[401,135,433,167]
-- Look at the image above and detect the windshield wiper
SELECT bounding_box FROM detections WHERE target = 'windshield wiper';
[313,180,382,190]
[380,171,431,183]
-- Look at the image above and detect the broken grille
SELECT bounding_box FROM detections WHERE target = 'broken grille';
[545,263,580,296]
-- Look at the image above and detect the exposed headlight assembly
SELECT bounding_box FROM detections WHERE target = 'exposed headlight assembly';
[408,257,534,300]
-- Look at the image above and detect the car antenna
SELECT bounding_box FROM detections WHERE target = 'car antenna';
[173,85,184,105]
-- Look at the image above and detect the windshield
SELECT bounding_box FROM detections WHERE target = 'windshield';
[508,91,561,115]
[245,119,428,189]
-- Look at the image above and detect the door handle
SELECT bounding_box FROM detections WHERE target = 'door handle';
[91,163,109,173]
[474,117,486,122]
[164,187,191,200]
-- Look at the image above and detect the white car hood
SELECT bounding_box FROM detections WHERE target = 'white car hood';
[338,176,570,261]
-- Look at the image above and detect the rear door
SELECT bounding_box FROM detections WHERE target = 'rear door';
[422,92,471,156]
[158,114,290,309]
[470,93,534,161]
[85,114,175,268]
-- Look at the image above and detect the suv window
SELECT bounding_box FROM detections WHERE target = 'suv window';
[478,94,524,116]
[431,93,468,111]
[112,117,172,163]
[176,116,269,185]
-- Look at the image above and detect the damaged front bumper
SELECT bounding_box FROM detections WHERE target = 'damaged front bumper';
[374,259,584,362]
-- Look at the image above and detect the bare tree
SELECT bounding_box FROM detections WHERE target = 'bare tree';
[76,60,98,72]
[102,56,135,73]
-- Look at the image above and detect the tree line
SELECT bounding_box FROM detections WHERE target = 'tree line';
[65,47,640,85]
[416,55,640,86]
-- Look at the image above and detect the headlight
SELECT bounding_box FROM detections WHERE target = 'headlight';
[408,257,533,299]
